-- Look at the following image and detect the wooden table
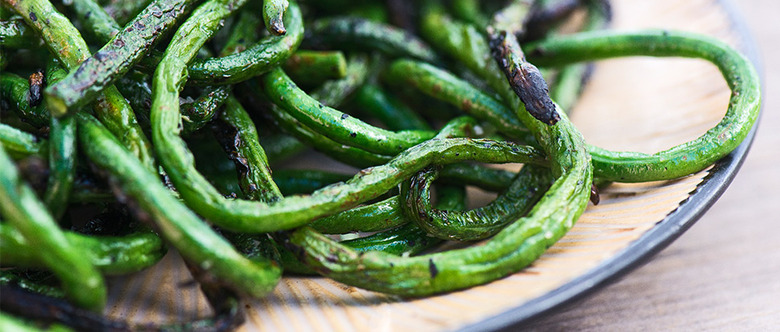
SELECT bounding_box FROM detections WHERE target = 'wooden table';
[525,0,780,329]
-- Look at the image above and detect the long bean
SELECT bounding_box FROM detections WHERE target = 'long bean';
[46,0,199,115]
[287,106,592,296]
[263,0,289,35]
[265,100,393,167]
[309,54,370,107]
[303,17,439,63]
[489,29,560,125]
[272,169,351,195]
[185,1,303,85]
[42,115,76,221]
[335,182,467,256]
[0,223,165,276]
[182,86,231,134]
[308,196,406,234]
[62,0,121,43]
[213,96,283,202]
[104,0,154,25]
[402,165,551,241]
[261,133,307,164]
[490,0,534,36]
[1,72,48,128]
[339,223,438,256]
[0,146,106,310]
[383,59,530,139]
[77,112,280,298]
[262,68,434,156]
[421,2,511,105]
[352,84,432,132]
[161,92,546,233]
[0,124,47,159]
[526,30,761,181]
[0,17,39,48]
[423,6,756,182]
[439,163,517,192]
[2,0,156,171]
[283,50,348,85]
[0,0,761,327]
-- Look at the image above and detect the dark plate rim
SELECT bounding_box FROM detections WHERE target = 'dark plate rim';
[458,0,763,330]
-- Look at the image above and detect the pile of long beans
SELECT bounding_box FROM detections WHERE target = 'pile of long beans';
[0,0,760,330]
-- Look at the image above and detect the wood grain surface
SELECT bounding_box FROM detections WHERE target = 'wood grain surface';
[525,0,780,330]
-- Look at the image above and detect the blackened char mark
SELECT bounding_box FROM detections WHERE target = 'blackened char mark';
[590,183,600,205]
[28,69,46,107]
[489,30,560,125]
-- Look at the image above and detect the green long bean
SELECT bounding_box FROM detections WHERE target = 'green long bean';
[287,106,592,296]
[352,84,432,132]
[2,0,156,171]
[309,54,370,107]
[62,0,121,43]
[163,90,546,232]
[185,1,303,85]
[0,17,38,48]
[489,29,560,125]
[308,195,406,234]
[383,59,530,139]
[213,96,283,202]
[272,169,351,195]
[265,99,393,167]
[0,0,761,327]
[42,115,76,221]
[181,85,231,134]
[303,17,439,63]
[0,146,106,310]
[526,30,761,181]
[0,124,46,159]
[402,164,551,241]
[263,0,288,35]
[284,50,348,85]
[1,72,48,128]
[46,0,199,115]
[104,0,154,25]
[262,68,434,156]
[77,112,280,298]
[335,182,467,256]
[0,224,165,275]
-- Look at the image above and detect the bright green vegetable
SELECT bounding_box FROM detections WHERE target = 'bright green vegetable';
[0,0,760,329]
[46,0,199,115]
[287,106,592,296]
[526,30,761,181]
[0,18,39,48]
[0,223,165,275]
[1,0,156,171]
[402,165,551,241]
[1,72,48,128]
[185,1,303,85]
[77,112,280,298]
[0,146,106,310]
[262,68,436,156]
[303,17,439,63]
[0,124,47,159]
[284,50,348,85]
[263,0,289,35]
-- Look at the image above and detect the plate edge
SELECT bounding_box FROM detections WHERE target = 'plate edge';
[456,0,764,330]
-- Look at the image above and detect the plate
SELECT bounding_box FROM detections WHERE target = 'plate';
[103,0,761,330]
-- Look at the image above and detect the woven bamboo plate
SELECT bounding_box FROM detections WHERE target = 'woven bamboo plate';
[104,0,760,330]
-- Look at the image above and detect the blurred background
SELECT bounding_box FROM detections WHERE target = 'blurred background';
[527,0,780,329]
